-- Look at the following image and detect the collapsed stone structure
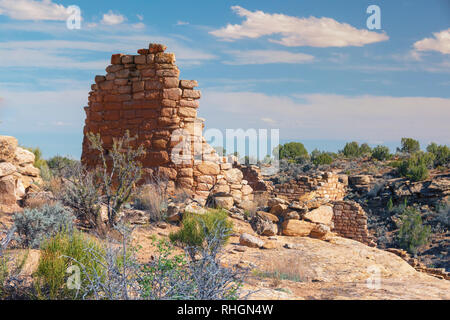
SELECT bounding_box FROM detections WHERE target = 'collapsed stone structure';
[331,200,376,246]
[0,136,42,213]
[273,172,346,202]
[81,43,252,204]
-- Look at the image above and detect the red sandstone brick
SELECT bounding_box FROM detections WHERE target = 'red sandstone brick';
[111,54,124,65]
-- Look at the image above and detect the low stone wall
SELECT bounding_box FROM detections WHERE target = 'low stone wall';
[331,200,376,246]
[273,172,345,202]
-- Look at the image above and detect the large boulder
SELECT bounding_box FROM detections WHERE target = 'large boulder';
[239,233,264,248]
[303,205,334,225]
[310,223,332,239]
[250,212,278,236]
[14,147,35,166]
[281,219,315,237]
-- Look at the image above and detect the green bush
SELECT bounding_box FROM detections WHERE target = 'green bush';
[169,209,233,260]
[13,203,74,249]
[47,156,80,177]
[34,231,105,300]
[398,138,420,154]
[274,142,309,163]
[426,143,449,167]
[372,145,391,161]
[398,152,435,182]
[397,207,431,255]
[311,150,334,165]
[359,143,372,157]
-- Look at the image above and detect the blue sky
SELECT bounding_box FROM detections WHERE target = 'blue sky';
[0,0,449,158]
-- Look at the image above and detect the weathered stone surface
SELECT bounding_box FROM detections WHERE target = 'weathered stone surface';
[304,205,334,225]
[0,162,16,177]
[270,203,288,216]
[224,168,243,184]
[0,136,18,162]
[281,220,315,237]
[310,223,331,239]
[251,212,278,236]
[197,162,220,175]
[239,233,264,248]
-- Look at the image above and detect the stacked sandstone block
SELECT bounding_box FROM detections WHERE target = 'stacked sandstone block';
[331,200,376,246]
[274,172,345,202]
[81,43,252,202]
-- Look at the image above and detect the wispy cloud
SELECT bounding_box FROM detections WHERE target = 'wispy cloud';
[223,50,315,65]
[101,10,126,25]
[0,0,69,21]
[210,6,388,47]
[413,28,450,55]
[201,91,450,143]
[176,20,189,26]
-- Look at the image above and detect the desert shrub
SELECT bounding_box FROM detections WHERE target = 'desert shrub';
[61,166,102,229]
[426,143,449,167]
[398,152,435,182]
[34,230,105,300]
[141,229,246,300]
[311,149,334,165]
[372,145,391,161]
[65,226,140,300]
[274,142,309,163]
[86,130,145,227]
[47,155,80,177]
[133,173,170,222]
[13,203,74,249]
[398,138,420,155]
[169,209,233,260]
[397,207,431,255]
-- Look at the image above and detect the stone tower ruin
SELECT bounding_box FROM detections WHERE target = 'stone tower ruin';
[81,43,253,204]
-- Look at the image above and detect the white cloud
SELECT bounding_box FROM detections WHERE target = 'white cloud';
[176,21,189,26]
[136,14,143,21]
[201,91,450,143]
[210,6,388,47]
[223,50,314,65]
[0,37,217,69]
[413,28,450,55]
[101,10,125,25]
[0,0,69,20]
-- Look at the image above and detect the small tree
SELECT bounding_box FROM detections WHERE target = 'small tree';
[397,207,431,255]
[426,143,449,167]
[372,145,391,161]
[87,131,145,227]
[359,143,372,157]
[398,138,420,155]
[275,142,309,163]
[342,141,361,158]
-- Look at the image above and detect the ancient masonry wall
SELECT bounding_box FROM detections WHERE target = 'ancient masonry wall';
[331,200,376,246]
[81,43,252,202]
[273,172,346,202]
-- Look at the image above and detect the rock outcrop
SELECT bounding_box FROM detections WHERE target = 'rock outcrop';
[0,136,42,213]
